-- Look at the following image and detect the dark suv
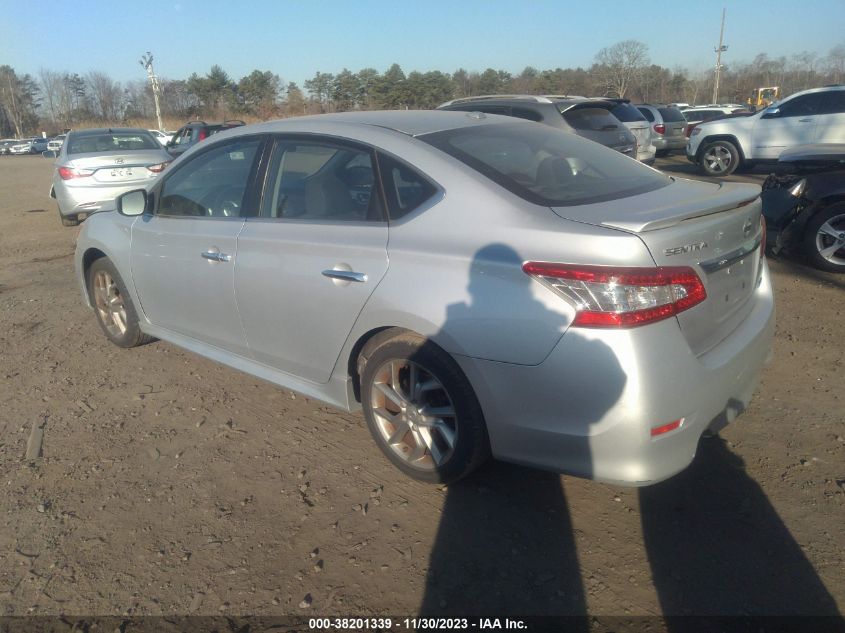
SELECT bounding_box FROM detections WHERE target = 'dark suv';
[437,95,637,157]
[166,120,245,158]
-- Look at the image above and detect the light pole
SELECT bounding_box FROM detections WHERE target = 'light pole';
[712,9,728,104]
[140,52,164,132]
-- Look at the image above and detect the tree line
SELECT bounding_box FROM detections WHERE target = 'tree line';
[2,39,844,137]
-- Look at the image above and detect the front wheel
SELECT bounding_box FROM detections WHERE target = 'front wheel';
[88,258,154,347]
[359,330,490,483]
[803,203,845,273]
[699,140,740,176]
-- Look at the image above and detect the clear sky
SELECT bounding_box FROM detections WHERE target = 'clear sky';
[3,0,844,88]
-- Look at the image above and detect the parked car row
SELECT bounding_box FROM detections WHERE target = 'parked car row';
[1,136,54,155]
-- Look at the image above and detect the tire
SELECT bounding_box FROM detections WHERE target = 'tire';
[803,203,845,273]
[655,149,670,158]
[57,204,78,227]
[87,258,154,348]
[699,140,741,177]
[359,329,490,483]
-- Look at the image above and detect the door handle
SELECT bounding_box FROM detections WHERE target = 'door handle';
[798,118,814,122]
[201,251,232,262]
[322,269,367,283]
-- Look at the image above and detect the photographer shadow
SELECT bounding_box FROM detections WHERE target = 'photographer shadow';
[417,244,627,621]
[639,434,840,617]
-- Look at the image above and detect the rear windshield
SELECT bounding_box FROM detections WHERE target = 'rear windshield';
[609,102,647,122]
[419,123,670,207]
[658,107,686,122]
[560,107,621,131]
[67,132,160,154]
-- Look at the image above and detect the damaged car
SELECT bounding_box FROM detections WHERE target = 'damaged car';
[761,144,845,273]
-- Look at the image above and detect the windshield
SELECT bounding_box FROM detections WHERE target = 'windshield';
[419,123,670,207]
[67,132,160,154]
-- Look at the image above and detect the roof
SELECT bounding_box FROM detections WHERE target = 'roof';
[240,110,524,138]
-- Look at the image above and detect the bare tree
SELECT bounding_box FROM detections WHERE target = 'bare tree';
[87,71,123,121]
[592,40,649,98]
[39,68,65,126]
[826,44,845,84]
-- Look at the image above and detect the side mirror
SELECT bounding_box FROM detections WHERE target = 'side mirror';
[761,107,781,119]
[117,189,148,216]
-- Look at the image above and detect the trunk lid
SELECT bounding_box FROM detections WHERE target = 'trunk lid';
[552,178,765,355]
[67,151,167,184]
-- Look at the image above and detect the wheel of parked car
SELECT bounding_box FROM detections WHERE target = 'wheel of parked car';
[803,203,845,273]
[359,329,490,483]
[88,258,154,348]
[59,210,78,227]
[699,140,740,177]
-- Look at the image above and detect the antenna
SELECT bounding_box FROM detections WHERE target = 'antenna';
[140,52,164,133]
[712,9,728,104]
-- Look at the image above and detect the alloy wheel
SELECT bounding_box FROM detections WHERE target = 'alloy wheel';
[703,145,733,174]
[93,270,128,338]
[369,359,458,470]
[814,213,845,267]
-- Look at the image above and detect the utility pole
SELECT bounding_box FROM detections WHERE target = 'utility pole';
[712,8,728,104]
[140,52,164,132]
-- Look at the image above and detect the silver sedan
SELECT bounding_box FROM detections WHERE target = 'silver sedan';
[50,127,171,226]
[74,111,775,485]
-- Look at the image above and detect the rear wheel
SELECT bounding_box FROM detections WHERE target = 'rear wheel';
[88,258,153,347]
[655,149,670,158]
[699,140,740,176]
[803,203,845,273]
[359,330,490,483]
[57,206,78,227]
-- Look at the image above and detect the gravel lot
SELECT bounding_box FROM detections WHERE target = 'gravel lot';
[0,154,842,618]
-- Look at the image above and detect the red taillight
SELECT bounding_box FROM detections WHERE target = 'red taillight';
[58,166,95,180]
[653,123,666,134]
[147,161,171,173]
[651,418,684,437]
[522,262,707,328]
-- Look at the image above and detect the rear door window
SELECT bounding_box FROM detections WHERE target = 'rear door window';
[819,90,845,114]
[260,139,384,222]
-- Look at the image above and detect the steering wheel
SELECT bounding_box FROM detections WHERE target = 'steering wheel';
[203,186,243,217]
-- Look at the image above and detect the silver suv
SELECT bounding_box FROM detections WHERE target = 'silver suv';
[437,95,637,157]
[687,85,845,176]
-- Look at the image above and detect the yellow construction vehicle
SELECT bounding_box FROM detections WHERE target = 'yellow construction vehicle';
[748,86,780,108]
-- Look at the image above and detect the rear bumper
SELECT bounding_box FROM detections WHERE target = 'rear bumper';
[54,181,142,217]
[456,261,775,486]
[653,136,687,151]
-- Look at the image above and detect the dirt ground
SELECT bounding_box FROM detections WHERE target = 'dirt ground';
[0,155,842,619]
